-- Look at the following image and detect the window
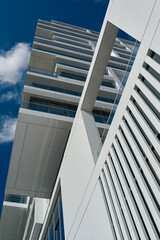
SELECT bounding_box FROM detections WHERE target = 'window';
[44,191,65,240]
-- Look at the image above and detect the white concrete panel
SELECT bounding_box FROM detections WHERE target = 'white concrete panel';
[108,0,156,41]
[60,111,95,238]
[74,213,91,240]
[74,181,114,240]
[6,110,73,198]
[29,49,56,71]
[150,21,160,55]
[15,123,69,196]
[0,205,26,240]
[86,181,114,240]
[6,121,27,188]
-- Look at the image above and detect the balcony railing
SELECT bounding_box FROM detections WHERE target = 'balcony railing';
[28,67,114,88]
[28,66,59,77]
[25,80,81,96]
[21,101,76,118]
[21,101,112,124]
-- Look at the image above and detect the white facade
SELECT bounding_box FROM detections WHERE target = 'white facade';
[0,0,159,239]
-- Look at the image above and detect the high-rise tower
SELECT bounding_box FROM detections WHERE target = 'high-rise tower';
[0,0,159,239]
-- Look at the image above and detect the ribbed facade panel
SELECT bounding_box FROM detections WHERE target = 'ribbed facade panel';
[99,50,160,240]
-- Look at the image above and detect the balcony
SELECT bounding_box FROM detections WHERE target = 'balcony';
[0,196,28,240]
[5,100,73,198]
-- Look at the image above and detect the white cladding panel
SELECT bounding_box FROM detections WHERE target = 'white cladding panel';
[150,21,160,55]
[108,0,156,41]
[75,181,114,240]
[61,111,95,238]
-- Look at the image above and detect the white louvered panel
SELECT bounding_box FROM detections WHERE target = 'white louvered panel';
[140,68,160,92]
[102,164,128,240]
[124,111,160,182]
[114,124,158,240]
[115,126,160,230]
[132,90,159,137]
[111,136,149,240]
[105,153,139,240]
[103,162,131,240]
[116,128,159,199]
[145,55,160,76]
[128,100,160,156]
[100,171,123,240]
[136,79,159,110]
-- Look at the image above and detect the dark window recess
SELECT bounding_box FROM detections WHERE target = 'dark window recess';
[101,81,115,88]
[96,96,115,104]
[45,191,65,240]
[93,109,110,124]
[4,195,27,204]
[60,72,86,81]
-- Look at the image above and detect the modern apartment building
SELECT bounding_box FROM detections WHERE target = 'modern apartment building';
[0,0,159,239]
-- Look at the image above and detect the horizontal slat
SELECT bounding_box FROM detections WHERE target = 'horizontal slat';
[115,125,160,229]
[106,154,139,239]
[100,171,123,240]
[110,138,149,240]
[145,55,160,76]
[140,68,160,92]
[103,162,131,240]
[132,90,159,131]
[114,123,158,240]
[136,79,159,109]
[124,111,160,181]
[128,100,160,156]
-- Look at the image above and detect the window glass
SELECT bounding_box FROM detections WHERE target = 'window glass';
[44,191,65,240]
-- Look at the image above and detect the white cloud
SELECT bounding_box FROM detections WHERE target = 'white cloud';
[0,43,31,85]
[0,117,17,143]
[0,91,18,103]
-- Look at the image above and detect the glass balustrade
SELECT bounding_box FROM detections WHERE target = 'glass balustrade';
[57,61,89,70]
[26,80,116,103]
[28,66,59,77]
[21,101,76,118]
[21,100,111,124]
[25,80,81,96]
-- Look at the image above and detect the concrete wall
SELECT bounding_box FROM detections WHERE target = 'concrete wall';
[60,111,96,238]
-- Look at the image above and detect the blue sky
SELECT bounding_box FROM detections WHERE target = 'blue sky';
[0,0,110,216]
